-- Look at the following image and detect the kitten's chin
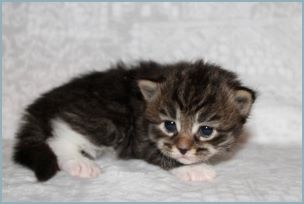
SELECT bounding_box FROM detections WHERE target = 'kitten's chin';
[174,155,207,165]
[176,157,197,165]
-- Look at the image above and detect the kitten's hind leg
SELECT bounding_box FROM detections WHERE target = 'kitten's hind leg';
[48,118,101,178]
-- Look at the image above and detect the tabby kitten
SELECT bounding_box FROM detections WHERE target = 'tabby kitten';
[13,60,256,182]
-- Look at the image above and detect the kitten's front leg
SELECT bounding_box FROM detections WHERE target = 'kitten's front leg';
[170,163,216,182]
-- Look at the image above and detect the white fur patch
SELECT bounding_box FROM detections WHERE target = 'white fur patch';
[175,108,181,132]
[170,163,216,182]
[47,118,102,178]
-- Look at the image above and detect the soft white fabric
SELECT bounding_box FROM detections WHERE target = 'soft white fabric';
[2,140,301,202]
[2,2,302,202]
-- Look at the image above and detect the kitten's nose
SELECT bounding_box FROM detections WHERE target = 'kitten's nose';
[178,148,189,155]
[176,137,192,155]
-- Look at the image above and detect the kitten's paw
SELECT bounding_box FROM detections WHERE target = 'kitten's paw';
[170,163,216,182]
[59,158,101,178]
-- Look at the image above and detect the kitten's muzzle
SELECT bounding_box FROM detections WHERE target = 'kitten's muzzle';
[176,136,193,155]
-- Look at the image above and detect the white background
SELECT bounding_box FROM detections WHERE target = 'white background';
[3,3,302,145]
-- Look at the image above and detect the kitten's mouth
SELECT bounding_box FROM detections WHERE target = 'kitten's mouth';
[158,148,202,165]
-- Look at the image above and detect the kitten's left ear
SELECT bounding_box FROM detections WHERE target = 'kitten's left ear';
[234,87,256,117]
[137,80,160,102]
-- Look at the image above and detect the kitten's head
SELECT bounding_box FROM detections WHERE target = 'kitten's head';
[138,61,256,164]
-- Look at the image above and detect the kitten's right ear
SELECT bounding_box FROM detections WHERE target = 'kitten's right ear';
[137,80,160,101]
[234,87,257,117]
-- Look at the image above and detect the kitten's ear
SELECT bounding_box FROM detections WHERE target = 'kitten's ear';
[234,87,256,117]
[137,80,160,101]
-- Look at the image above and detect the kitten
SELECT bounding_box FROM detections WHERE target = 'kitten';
[13,60,256,182]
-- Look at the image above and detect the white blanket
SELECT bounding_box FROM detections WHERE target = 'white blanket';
[2,140,301,202]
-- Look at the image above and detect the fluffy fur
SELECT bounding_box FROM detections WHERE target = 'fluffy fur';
[13,60,256,181]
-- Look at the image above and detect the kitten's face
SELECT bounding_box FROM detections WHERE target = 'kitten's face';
[155,110,231,164]
[138,63,255,164]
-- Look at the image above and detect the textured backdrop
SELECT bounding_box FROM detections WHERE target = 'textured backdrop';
[3,2,302,144]
[2,2,302,202]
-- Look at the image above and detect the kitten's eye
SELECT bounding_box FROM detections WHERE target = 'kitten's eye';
[164,121,177,133]
[198,126,214,138]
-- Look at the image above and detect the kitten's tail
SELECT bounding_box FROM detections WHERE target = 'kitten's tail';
[13,122,59,182]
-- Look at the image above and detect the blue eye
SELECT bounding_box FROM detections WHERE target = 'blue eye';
[198,126,214,138]
[164,121,177,133]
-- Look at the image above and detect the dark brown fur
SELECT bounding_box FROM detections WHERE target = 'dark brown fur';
[13,60,256,181]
